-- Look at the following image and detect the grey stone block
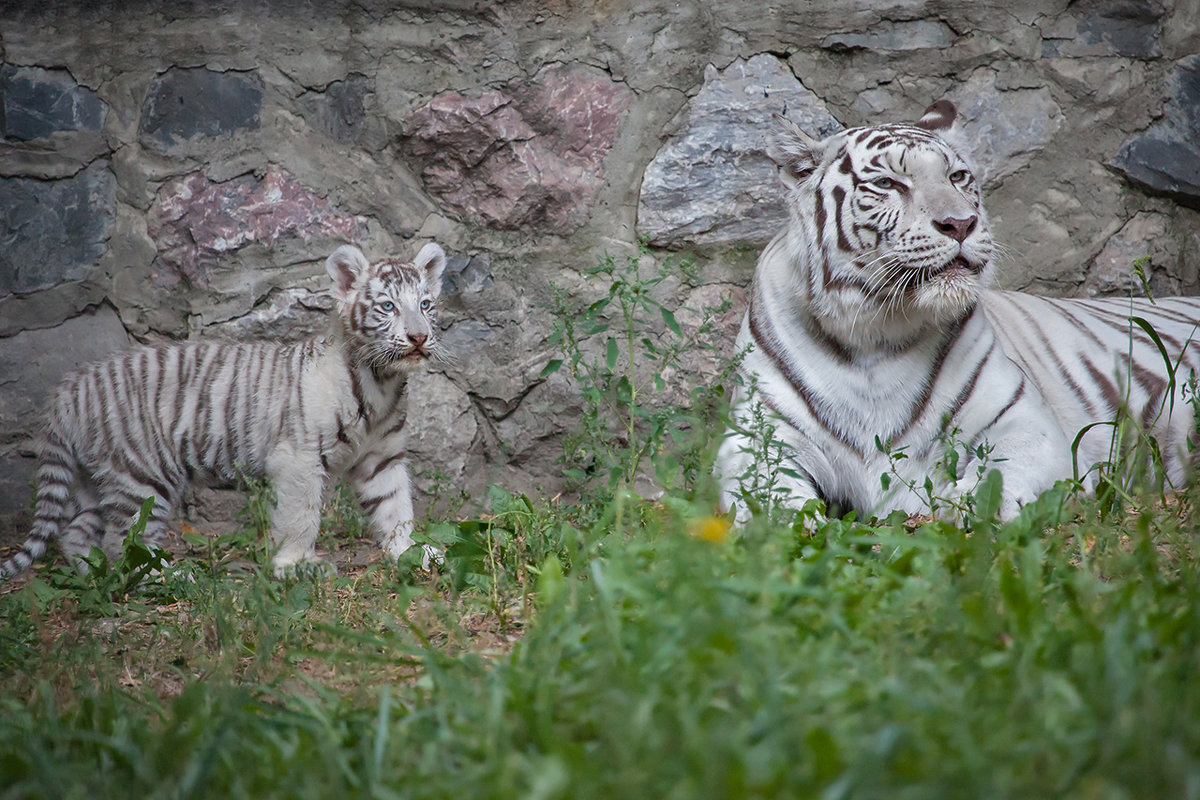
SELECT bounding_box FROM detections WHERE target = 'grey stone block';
[0,64,105,140]
[1111,56,1200,207]
[638,55,841,248]
[139,67,264,151]
[0,161,116,296]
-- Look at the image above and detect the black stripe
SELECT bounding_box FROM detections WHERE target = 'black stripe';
[977,378,1027,440]
[945,344,990,427]
[893,310,973,444]
[381,412,408,439]
[1080,356,1120,415]
[368,451,407,481]
[349,363,368,421]
[1009,303,1097,416]
[830,186,854,253]
[748,291,857,452]
[359,488,398,515]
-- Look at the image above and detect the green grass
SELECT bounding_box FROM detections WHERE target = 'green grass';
[3,254,1198,798]
[2,478,1199,799]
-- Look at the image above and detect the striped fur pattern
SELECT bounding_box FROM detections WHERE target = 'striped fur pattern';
[718,101,1200,521]
[2,241,448,579]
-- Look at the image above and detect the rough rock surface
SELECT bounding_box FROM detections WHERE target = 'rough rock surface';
[147,165,368,287]
[402,65,634,234]
[1,64,105,141]
[1111,55,1200,207]
[139,67,264,153]
[0,161,116,295]
[638,55,841,248]
[1,0,1199,544]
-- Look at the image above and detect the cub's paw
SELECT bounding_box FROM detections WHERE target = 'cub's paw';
[419,544,445,571]
[273,556,337,580]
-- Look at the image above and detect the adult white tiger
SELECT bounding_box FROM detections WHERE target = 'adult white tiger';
[718,101,1200,522]
[2,241,448,580]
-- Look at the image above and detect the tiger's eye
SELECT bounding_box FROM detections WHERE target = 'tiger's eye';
[380,301,396,313]
[949,169,970,184]
[420,298,433,311]
[872,177,896,190]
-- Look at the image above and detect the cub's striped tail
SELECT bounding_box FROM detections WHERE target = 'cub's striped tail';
[0,425,79,580]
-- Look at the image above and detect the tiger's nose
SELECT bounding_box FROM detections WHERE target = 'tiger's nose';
[933,215,977,243]
[408,333,428,348]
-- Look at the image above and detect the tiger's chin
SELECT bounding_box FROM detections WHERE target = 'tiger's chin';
[381,351,430,374]
[910,263,983,319]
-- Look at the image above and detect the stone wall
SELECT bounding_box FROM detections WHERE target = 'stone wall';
[2,0,1198,543]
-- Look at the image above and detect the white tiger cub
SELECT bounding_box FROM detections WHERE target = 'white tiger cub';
[1,241,448,580]
[718,101,1200,522]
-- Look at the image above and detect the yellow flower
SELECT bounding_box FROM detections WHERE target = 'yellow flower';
[689,515,732,544]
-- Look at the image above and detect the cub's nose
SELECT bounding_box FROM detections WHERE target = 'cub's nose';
[933,215,977,243]
[408,333,428,348]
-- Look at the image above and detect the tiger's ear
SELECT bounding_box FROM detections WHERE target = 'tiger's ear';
[414,242,447,298]
[326,244,371,302]
[916,100,957,133]
[769,114,821,187]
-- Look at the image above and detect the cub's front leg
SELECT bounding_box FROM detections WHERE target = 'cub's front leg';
[351,451,440,569]
[266,443,332,577]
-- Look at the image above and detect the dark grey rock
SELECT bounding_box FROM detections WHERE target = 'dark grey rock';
[1041,0,1163,58]
[299,74,370,143]
[0,64,106,140]
[0,161,116,296]
[441,252,494,298]
[0,451,35,548]
[1111,56,1200,207]
[139,67,264,151]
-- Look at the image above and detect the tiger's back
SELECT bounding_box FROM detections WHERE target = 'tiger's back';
[984,291,1200,484]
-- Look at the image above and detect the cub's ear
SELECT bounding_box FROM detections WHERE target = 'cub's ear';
[326,244,371,302]
[916,100,957,133]
[769,114,821,187]
[414,242,447,298]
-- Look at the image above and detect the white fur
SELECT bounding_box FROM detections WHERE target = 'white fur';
[718,105,1200,524]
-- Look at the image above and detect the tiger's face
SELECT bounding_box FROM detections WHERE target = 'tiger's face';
[771,101,993,321]
[326,242,447,374]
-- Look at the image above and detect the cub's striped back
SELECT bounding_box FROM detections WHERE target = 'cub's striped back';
[718,101,1199,523]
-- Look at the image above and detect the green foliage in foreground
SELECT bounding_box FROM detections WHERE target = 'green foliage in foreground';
[2,479,1199,800]
[3,252,1199,798]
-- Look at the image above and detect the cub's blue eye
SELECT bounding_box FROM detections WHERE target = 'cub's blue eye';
[949,170,971,184]
[872,176,896,190]
[379,301,396,313]
[420,298,433,311]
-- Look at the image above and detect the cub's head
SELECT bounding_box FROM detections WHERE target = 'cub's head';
[325,241,447,374]
[771,100,993,320]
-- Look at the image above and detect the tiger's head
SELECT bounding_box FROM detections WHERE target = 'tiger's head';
[771,100,993,327]
[325,241,448,375]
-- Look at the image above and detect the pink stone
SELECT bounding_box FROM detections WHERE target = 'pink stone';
[402,65,633,234]
[147,165,366,285]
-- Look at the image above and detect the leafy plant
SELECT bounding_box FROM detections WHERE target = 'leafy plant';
[542,248,733,503]
[35,497,173,616]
